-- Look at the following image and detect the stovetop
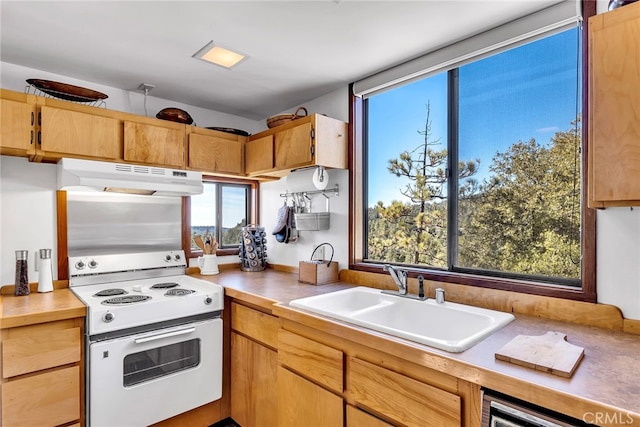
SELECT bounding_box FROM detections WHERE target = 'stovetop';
[69,251,224,336]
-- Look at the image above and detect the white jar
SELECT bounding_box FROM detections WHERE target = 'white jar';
[38,249,54,293]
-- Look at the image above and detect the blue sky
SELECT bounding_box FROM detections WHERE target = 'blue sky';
[367,27,580,207]
[192,184,247,228]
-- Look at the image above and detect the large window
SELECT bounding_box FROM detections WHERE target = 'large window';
[354,13,596,300]
[187,179,255,256]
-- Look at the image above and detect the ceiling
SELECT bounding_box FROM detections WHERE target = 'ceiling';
[0,1,560,121]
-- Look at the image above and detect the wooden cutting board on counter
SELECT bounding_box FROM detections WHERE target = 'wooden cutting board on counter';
[495,331,584,378]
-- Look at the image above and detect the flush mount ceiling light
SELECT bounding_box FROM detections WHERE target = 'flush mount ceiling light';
[192,41,248,69]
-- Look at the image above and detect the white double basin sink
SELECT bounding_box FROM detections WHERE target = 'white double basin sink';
[289,286,515,352]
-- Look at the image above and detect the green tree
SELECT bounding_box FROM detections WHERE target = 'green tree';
[368,102,479,267]
[458,119,581,279]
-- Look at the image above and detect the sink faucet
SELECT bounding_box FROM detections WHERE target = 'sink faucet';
[383,265,408,295]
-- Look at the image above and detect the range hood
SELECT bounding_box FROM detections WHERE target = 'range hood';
[57,158,203,196]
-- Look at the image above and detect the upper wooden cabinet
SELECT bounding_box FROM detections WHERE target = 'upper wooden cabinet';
[40,105,122,161]
[246,114,347,177]
[245,135,274,175]
[188,127,245,175]
[0,90,37,157]
[588,2,640,208]
[124,120,185,168]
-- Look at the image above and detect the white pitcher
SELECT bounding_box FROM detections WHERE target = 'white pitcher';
[198,254,219,275]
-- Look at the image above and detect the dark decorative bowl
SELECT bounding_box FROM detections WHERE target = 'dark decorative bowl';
[206,127,250,136]
[27,79,108,103]
[156,108,194,124]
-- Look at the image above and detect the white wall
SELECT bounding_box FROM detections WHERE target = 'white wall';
[589,0,640,319]
[0,157,58,285]
[3,3,640,320]
[0,62,262,285]
[1,61,264,134]
[259,87,351,270]
[258,0,640,320]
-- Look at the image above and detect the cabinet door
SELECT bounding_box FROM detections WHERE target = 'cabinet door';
[189,133,243,174]
[275,121,313,169]
[278,366,343,427]
[589,3,640,205]
[0,98,36,156]
[40,106,121,159]
[1,365,80,427]
[124,121,185,168]
[230,332,278,427]
[349,357,461,427]
[245,135,274,174]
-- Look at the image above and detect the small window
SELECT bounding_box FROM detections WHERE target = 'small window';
[189,180,253,254]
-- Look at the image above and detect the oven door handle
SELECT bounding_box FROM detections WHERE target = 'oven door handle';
[134,327,196,344]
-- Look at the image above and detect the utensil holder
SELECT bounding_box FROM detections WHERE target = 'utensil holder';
[299,243,339,285]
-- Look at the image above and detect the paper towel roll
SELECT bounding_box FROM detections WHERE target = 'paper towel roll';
[286,167,330,192]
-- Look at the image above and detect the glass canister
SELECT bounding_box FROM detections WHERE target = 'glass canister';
[15,250,30,296]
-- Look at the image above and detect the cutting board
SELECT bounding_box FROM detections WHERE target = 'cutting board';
[495,331,584,378]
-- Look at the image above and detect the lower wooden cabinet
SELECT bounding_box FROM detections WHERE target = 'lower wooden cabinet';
[278,366,344,427]
[1,318,83,427]
[229,307,481,427]
[230,332,278,427]
[230,302,279,427]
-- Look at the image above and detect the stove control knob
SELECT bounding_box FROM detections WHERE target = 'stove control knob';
[102,312,115,323]
[164,254,172,262]
[204,295,213,305]
[88,260,98,269]
[174,254,181,261]
[75,260,85,270]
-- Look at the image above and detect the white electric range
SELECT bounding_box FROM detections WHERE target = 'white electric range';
[68,250,224,427]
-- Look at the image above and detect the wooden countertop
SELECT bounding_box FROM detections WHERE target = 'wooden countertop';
[196,268,640,425]
[0,288,86,329]
[3,268,638,423]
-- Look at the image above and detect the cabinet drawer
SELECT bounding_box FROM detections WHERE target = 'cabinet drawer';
[347,405,393,427]
[2,326,81,378]
[231,302,278,348]
[1,365,80,427]
[349,357,461,427]
[278,329,343,393]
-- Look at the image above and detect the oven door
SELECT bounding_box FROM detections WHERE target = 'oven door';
[88,318,222,427]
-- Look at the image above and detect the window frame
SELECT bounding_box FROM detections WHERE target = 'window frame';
[348,1,596,302]
[182,175,259,259]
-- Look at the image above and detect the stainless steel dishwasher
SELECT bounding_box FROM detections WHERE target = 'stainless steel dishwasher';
[482,389,597,427]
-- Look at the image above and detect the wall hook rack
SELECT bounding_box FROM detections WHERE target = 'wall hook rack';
[279,183,339,199]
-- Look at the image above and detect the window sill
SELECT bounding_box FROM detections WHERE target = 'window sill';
[186,248,240,259]
[349,262,597,303]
